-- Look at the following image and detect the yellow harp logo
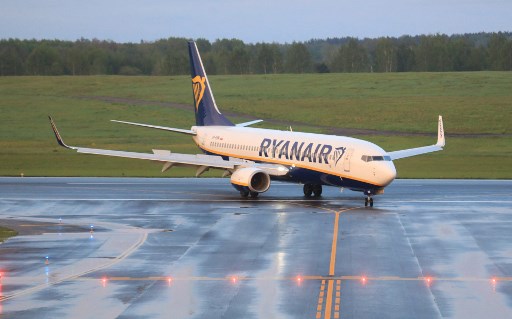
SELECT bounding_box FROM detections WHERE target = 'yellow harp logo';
[192,76,206,111]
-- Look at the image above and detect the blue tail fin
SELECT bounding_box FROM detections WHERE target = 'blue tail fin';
[188,41,233,127]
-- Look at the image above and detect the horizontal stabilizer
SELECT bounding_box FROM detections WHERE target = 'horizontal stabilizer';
[236,120,263,127]
[111,120,196,135]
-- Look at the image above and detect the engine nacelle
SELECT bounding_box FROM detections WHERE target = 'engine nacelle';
[230,167,271,193]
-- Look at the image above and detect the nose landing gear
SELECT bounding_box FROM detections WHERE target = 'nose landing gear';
[364,190,374,207]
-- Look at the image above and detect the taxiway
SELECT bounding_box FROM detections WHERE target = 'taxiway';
[0,178,511,318]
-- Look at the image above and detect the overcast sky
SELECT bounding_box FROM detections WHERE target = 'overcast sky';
[1,0,510,43]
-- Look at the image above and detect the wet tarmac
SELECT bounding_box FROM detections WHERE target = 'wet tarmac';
[0,177,511,318]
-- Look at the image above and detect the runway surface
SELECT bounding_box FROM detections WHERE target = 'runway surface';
[0,177,511,318]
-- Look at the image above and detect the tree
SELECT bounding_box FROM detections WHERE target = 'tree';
[230,41,250,74]
[0,40,24,75]
[255,43,283,74]
[284,42,312,73]
[450,38,474,71]
[26,44,62,75]
[488,32,512,71]
[374,38,397,72]
[396,41,416,72]
[1,32,512,76]
[415,34,453,71]
[329,38,369,72]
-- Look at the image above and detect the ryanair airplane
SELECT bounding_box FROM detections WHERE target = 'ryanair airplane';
[49,41,445,207]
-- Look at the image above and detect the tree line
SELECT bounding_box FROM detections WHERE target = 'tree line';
[1,32,511,76]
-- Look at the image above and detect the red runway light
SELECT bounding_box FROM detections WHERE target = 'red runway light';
[231,276,237,284]
[167,277,172,286]
[491,277,498,292]
[101,277,107,287]
[361,276,367,285]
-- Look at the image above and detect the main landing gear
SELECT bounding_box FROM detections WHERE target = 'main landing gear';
[364,196,374,207]
[303,183,322,198]
[240,190,259,198]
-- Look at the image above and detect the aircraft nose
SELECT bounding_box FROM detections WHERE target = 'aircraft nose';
[382,162,397,186]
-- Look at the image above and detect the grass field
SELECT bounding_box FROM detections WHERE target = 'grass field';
[0,226,17,243]
[0,72,510,179]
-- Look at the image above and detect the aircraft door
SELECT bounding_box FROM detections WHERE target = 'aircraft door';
[343,148,354,172]
[201,132,207,147]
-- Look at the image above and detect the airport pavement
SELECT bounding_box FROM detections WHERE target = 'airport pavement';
[0,177,511,318]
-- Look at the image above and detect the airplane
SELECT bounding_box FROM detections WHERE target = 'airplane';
[49,41,445,207]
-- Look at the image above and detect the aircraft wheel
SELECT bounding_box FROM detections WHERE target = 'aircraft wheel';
[303,184,313,197]
[240,190,249,198]
[369,198,374,207]
[249,191,259,198]
[364,198,368,207]
[313,184,322,197]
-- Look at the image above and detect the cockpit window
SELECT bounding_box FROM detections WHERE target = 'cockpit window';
[361,155,391,162]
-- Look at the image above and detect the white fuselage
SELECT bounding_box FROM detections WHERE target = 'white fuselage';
[192,126,396,190]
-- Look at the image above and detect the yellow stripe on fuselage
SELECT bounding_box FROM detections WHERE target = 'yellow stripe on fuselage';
[196,143,383,188]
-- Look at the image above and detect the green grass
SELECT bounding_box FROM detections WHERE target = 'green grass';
[0,226,18,242]
[0,73,510,178]
[371,136,511,179]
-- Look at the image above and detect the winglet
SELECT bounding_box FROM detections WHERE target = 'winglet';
[436,115,445,147]
[48,116,76,149]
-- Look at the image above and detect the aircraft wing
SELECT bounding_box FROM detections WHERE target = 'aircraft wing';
[388,116,445,160]
[49,117,288,177]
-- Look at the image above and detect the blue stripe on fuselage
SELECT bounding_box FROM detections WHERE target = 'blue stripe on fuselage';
[272,167,378,192]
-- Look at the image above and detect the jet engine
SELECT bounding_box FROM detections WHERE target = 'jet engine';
[230,167,271,193]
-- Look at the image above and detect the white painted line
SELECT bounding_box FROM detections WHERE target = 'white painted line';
[66,182,224,185]
[0,221,149,302]
[386,200,512,204]
[2,198,510,204]
[66,182,299,186]
[0,198,340,204]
